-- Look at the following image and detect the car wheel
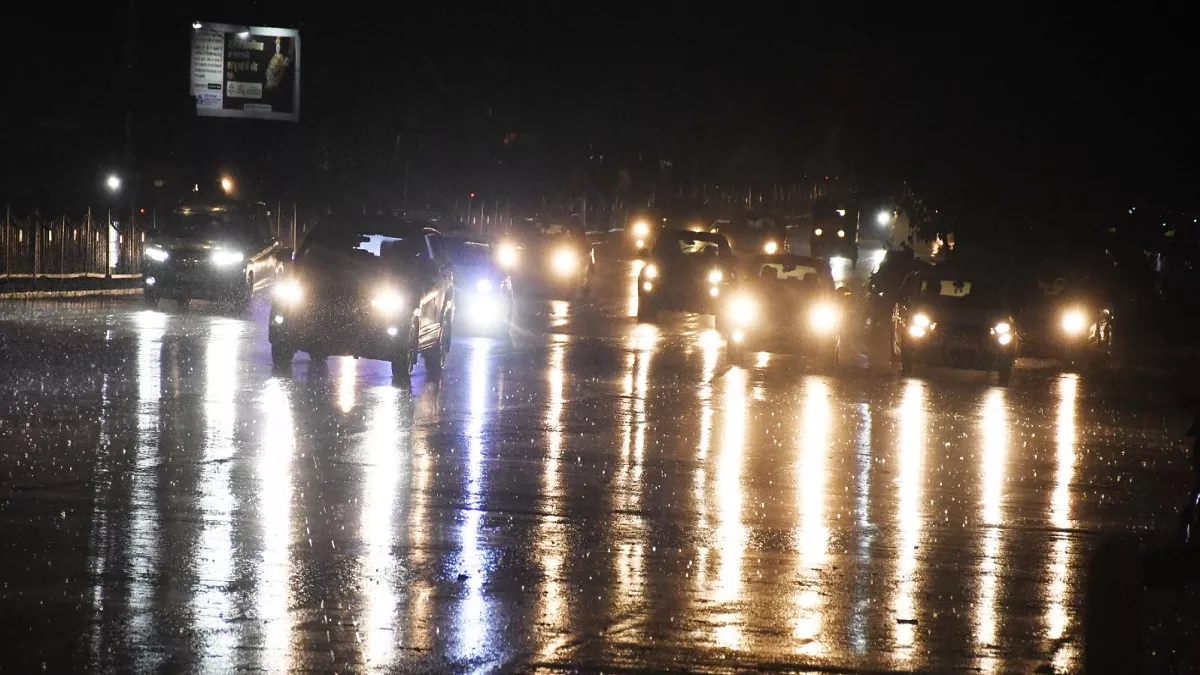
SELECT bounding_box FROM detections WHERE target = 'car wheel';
[997,362,1014,386]
[423,314,450,376]
[637,294,656,322]
[392,321,418,383]
[234,274,253,312]
[271,344,295,370]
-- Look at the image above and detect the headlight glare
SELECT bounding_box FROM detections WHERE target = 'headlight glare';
[707,269,724,284]
[730,295,757,324]
[497,243,519,268]
[913,313,931,328]
[552,248,579,275]
[632,221,650,237]
[274,280,303,304]
[994,321,1012,335]
[1061,309,1087,334]
[809,303,838,333]
[475,278,493,294]
[371,290,405,314]
[644,264,658,279]
[211,249,244,266]
[763,240,779,254]
[144,246,169,262]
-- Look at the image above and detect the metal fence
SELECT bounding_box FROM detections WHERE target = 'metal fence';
[1,208,143,279]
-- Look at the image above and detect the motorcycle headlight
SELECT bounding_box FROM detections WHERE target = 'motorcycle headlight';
[730,295,756,324]
[632,221,650,237]
[1061,309,1087,335]
[809,303,838,333]
[814,228,823,237]
[913,313,932,328]
[210,249,244,266]
[707,269,724,284]
[763,240,779,255]
[497,243,519,269]
[475,278,493,294]
[274,280,303,304]
[371,290,406,315]
[993,321,1012,335]
[552,248,579,275]
[144,246,169,262]
[643,264,658,279]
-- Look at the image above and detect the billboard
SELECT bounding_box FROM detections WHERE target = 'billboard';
[190,22,300,121]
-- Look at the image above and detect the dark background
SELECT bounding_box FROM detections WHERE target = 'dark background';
[2,5,1198,240]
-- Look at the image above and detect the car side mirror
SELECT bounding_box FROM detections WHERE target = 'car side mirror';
[274,248,294,263]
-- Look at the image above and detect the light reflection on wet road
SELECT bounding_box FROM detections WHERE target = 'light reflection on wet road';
[0,265,1193,673]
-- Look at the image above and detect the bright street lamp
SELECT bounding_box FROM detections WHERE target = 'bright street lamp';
[876,210,892,227]
[106,174,122,193]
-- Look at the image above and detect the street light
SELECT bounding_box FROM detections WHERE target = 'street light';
[220,176,234,195]
[106,174,122,193]
[876,210,892,226]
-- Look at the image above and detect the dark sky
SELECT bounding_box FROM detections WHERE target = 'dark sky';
[3,6,1198,229]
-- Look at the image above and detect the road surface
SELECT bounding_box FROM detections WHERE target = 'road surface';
[0,261,1194,673]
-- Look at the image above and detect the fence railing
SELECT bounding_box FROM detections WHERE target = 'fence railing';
[1,208,143,279]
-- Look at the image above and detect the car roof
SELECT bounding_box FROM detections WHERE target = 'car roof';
[660,228,729,244]
[752,254,830,269]
[314,214,438,235]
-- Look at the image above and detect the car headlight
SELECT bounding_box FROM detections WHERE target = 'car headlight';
[729,295,756,324]
[763,240,779,254]
[643,263,658,279]
[809,303,838,333]
[371,290,406,314]
[274,280,303,304]
[707,269,724,284]
[210,249,244,266]
[632,221,650,237]
[475,278,493,294]
[814,228,823,236]
[913,313,931,328]
[1061,308,1087,334]
[144,246,169,262]
[908,325,927,339]
[552,248,579,275]
[993,321,1012,335]
[837,229,846,238]
[497,243,519,269]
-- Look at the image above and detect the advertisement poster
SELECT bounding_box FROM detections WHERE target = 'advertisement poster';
[190,23,300,121]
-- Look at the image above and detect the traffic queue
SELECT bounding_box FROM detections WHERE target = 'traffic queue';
[139,198,1117,387]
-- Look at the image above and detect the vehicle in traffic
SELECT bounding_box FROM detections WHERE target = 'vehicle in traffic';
[268,215,455,381]
[709,218,788,259]
[719,254,841,367]
[809,196,859,265]
[1016,268,1115,368]
[888,268,1018,385]
[445,236,514,338]
[142,200,284,310]
[637,229,735,321]
[498,220,594,298]
[626,208,713,253]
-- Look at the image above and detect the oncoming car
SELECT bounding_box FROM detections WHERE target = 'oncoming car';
[637,230,734,321]
[497,221,594,298]
[890,270,1018,385]
[1017,271,1114,368]
[446,236,514,338]
[719,255,841,366]
[268,215,455,381]
[142,200,284,310]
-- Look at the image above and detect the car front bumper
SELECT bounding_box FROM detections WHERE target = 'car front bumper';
[143,260,246,300]
[269,303,412,361]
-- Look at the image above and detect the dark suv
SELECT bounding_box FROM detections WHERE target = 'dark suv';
[636,229,735,321]
[142,200,283,310]
[268,215,455,382]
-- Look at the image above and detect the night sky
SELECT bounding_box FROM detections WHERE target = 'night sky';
[3,5,1198,234]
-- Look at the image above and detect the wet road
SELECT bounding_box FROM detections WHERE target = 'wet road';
[0,262,1194,673]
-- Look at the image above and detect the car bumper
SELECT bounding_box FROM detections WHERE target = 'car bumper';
[905,332,1015,368]
[143,262,245,300]
[269,305,411,361]
[640,283,727,314]
[729,321,839,352]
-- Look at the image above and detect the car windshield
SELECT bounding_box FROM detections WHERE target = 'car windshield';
[919,278,1002,308]
[758,263,829,289]
[160,207,251,238]
[300,218,429,267]
[666,233,726,257]
[446,240,493,265]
